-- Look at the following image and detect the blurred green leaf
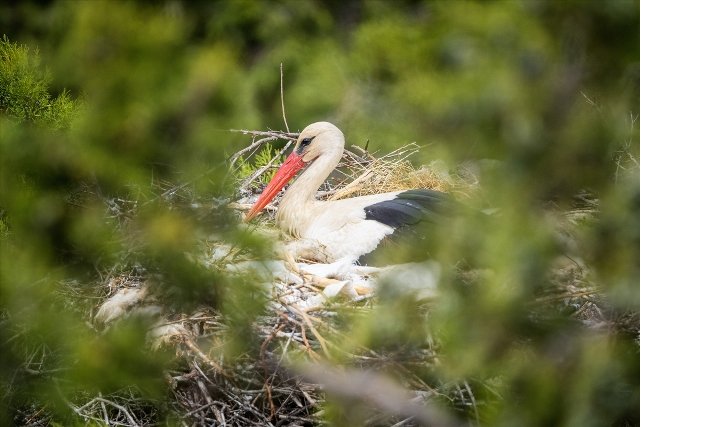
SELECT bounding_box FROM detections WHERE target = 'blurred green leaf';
[1,1,638,425]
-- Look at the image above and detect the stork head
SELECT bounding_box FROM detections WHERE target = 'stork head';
[244,122,345,221]
[293,121,345,162]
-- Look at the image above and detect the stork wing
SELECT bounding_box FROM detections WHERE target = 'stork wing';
[363,189,448,228]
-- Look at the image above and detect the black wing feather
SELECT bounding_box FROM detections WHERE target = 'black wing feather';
[363,189,448,229]
[358,190,449,265]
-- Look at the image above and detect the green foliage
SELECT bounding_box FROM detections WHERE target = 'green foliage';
[1,1,638,426]
[0,35,79,128]
[231,142,280,185]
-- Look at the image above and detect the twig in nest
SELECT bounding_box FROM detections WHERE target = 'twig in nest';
[273,310,322,361]
[74,397,139,427]
[464,381,481,427]
[227,129,298,142]
[328,169,375,201]
[280,63,290,133]
[260,322,286,418]
[182,337,227,376]
[195,377,226,425]
[287,306,331,358]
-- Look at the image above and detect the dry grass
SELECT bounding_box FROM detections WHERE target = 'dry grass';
[327,143,457,200]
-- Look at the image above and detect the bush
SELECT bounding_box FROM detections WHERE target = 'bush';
[1,2,638,425]
[0,35,79,128]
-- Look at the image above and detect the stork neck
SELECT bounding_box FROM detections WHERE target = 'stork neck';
[277,150,342,236]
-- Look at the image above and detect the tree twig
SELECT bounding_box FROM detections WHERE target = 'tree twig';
[280,63,290,133]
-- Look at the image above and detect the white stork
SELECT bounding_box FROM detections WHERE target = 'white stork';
[244,122,446,266]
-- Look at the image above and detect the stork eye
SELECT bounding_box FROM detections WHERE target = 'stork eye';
[300,136,314,147]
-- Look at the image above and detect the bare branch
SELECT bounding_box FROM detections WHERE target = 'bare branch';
[280,63,290,133]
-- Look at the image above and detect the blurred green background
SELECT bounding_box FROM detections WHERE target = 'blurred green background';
[1,1,638,426]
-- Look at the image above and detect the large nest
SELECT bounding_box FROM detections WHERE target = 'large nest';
[21,129,635,427]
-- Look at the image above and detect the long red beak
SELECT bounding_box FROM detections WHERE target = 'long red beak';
[244,152,306,221]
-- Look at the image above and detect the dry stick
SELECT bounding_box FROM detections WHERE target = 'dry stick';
[228,129,298,142]
[264,332,299,420]
[184,401,223,418]
[258,324,283,420]
[328,169,375,201]
[195,377,226,426]
[298,321,319,361]
[464,381,481,427]
[182,337,227,375]
[78,398,139,427]
[264,383,276,421]
[296,311,331,358]
[98,393,109,425]
[275,310,321,360]
[72,411,114,426]
[280,63,290,133]
[455,384,467,407]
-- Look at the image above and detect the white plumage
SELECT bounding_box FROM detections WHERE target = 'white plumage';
[246,122,443,265]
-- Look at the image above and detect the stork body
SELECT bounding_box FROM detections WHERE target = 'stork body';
[245,122,445,263]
